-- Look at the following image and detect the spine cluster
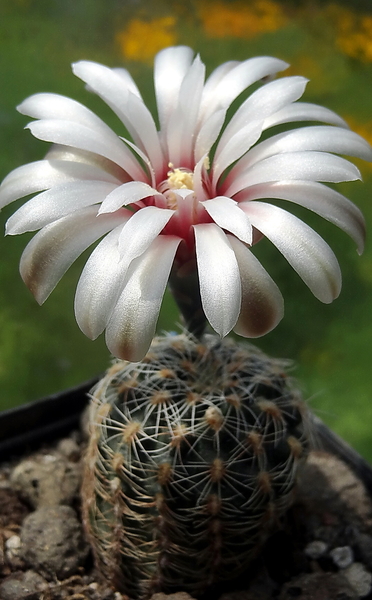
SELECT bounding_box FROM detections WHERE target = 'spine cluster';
[82,333,309,598]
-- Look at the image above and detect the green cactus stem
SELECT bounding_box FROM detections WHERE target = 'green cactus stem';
[82,333,309,599]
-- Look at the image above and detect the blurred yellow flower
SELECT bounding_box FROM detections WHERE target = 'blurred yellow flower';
[327,5,372,62]
[116,16,177,63]
[198,0,287,39]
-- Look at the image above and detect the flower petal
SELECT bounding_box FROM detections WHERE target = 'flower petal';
[154,46,194,134]
[263,102,349,129]
[244,201,342,303]
[166,54,206,165]
[227,235,284,337]
[18,93,111,128]
[72,61,164,174]
[194,108,226,163]
[199,56,289,124]
[224,151,361,197]
[0,159,121,209]
[118,205,174,258]
[112,67,142,98]
[98,181,160,214]
[238,125,372,171]
[105,235,181,361]
[202,197,252,244]
[26,119,146,181]
[212,120,263,184]
[20,206,129,304]
[75,225,131,339]
[236,180,366,254]
[219,76,308,143]
[194,223,241,336]
[6,181,118,234]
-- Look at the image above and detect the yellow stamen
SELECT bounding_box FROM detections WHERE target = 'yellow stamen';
[167,164,194,191]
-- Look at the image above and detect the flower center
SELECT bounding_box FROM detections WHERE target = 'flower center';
[167,164,194,191]
[161,164,194,209]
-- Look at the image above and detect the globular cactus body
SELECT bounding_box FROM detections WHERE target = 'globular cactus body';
[82,334,309,598]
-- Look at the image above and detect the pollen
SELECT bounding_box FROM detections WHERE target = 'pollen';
[167,165,194,191]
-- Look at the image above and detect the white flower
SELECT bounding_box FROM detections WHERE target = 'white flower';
[0,46,370,361]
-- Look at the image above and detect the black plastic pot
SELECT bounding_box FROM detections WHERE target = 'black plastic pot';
[0,377,98,461]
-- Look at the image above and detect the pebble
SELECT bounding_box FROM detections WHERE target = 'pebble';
[279,571,358,599]
[5,535,23,568]
[343,562,372,597]
[330,545,354,569]
[57,437,81,462]
[0,569,48,600]
[20,505,89,579]
[304,540,328,559]
[11,453,82,508]
[353,531,372,570]
[5,535,21,558]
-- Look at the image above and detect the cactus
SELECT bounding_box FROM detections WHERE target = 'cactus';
[82,333,309,598]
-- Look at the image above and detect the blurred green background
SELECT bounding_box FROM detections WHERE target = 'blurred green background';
[0,0,371,458]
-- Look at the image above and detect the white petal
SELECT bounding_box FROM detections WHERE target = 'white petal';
[154,46,194,133]
[26,120,146,181]
[194,109,226,163]
[194,223,241,336]
[6,181,118,234]
[245,201,342,303]
[112,67,142,97]
[105,235,181,361]
[18,93,111,129]
[219,76,308,143]
[202,197,252,244]
[202,60,239,95]
[237,180,365,254]
[45,145,130,182]
[239,125,372,170]
[212,120,263,184]
[225,151,361,197]
[98,181,160,214]
[166,54,206,164]
[192,155,209,202]
[72,61,164,174]
[20,205,129,304]
[0,159,120,209]
[227,235,284,337]
[263,102,349,129]
[75,225,131,339]
[118,205,174,258]
[199,56,289,123]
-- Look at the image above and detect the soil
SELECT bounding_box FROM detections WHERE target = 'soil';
[1,429,372,600]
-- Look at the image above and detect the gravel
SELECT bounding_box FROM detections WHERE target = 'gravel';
[1,434,372,600]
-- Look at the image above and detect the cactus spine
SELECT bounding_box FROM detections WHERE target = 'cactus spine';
[82,333,309,598]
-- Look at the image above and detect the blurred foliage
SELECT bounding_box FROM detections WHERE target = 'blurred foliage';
[0,0,371,459]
